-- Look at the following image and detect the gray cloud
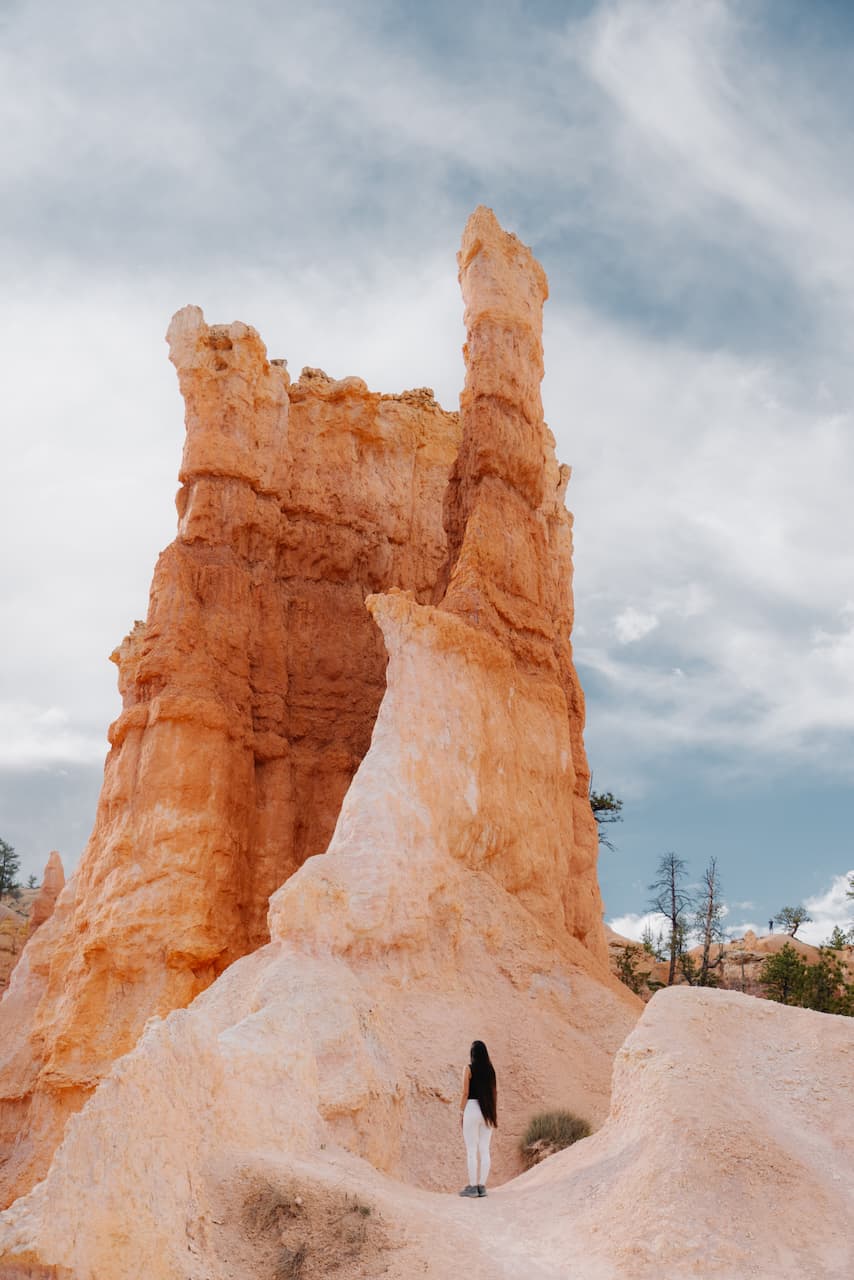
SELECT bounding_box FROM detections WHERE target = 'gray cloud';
[0,763,103,884]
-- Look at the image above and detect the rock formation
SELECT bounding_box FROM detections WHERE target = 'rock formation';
[25,853,64,940]
[1,983,849,1279]
[438,206,601,951]
[0,854,65,997]
[0,208,610,1210]
[1,210,845,1280]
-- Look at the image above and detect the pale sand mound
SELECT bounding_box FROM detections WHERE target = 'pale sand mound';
[505,987,854,1278]
[2,987,849,1279]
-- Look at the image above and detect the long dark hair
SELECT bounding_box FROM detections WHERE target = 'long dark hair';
[469,1040,497,1128]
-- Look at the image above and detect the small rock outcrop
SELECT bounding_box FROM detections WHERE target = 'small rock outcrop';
[0,854,66,996]
[26,853,64,939]
[0,906,29,998]
[0,209,609,1209]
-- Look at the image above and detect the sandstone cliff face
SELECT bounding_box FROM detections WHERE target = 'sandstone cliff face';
[0,208,613,1221]
[0,866,56,997]
[0,854,65,997]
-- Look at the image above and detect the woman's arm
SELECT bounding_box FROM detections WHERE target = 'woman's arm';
[459,1065,470,1125]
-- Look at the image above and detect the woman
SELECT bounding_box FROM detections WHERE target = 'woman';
[458,1039,497,1197]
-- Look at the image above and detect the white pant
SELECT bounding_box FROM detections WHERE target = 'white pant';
[463,1099,493,1186]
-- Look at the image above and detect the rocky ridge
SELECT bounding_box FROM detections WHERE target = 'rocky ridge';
[607,925,854,998]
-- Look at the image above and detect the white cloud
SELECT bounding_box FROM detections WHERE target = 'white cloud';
[547,294,854,776]
[607,910,670,943]
[614,607,659,645]
[796,871,854,947]
[0,703,106,769]
[722,874,854,947]
[582,0,854,305]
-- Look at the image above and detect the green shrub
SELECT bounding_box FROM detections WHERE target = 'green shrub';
[759,942,854,1015]
[520,1110,591,1168]
[615,945,646,995]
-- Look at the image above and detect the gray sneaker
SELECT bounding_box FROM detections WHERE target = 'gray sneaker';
[458,1185,479,1197]
[477,1185,487,1197]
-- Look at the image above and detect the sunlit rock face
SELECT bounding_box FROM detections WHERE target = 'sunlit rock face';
[0,208,612,1217]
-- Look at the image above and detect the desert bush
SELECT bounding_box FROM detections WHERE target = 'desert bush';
[275,1243,307,1280]
[241,1177,383,1279]
[520,1109,591,1168]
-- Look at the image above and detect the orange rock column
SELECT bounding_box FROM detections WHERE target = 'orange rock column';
[441,206,604,957]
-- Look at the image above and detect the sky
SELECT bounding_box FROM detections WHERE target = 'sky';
[1,0,853,944]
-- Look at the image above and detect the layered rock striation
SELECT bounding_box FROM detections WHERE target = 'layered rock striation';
[0,207,614,1223]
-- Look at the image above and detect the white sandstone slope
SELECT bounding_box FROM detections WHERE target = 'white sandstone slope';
[506,986,854,1279]
[1,986,850,1279]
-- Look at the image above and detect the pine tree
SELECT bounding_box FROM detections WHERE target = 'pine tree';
[758,943,806,1006]
[615,946,645,995]
[773,905,812,938]
[800,949,845,1014]
[589,784,623,852]
[0,839,21,899]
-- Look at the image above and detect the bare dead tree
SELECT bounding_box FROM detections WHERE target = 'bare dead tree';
[694,857,726,986]
[648,851,692,987]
